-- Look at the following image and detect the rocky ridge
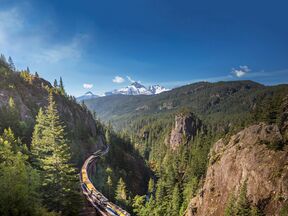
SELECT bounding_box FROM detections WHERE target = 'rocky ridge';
[169,112,204,150]
[187,122,288,215]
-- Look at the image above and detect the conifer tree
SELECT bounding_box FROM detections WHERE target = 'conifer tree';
[8,56,15,71]
[148,178,155,194]
[250,206,261,216]
[59,77,65,95]
[0,54,6,65]
[35,72,39,78]
[53,79,58,88]
[31,93,80,215]
[224,193,236,216]
[0,129,53,216]
[115,177,128,204]
[235,181,251,216]
[171,184,181,216]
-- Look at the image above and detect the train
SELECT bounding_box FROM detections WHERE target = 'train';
[80,148,130,216]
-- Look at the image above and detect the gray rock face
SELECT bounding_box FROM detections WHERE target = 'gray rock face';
[187,123,288,216]
[169,112,203,150]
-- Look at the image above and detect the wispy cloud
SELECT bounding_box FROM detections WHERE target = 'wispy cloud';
[232,65,251,77]
[0,5,89,68]
[112,76,125,83]
[83,83,93,89]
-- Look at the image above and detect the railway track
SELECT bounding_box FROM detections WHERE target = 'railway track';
[80,146,130,216]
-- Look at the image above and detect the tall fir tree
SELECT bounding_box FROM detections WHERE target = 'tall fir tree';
[8,56,15,71]
[224,193,236,216]
[171,184,181,216]
[53,79,58,88]
[115,177,128,205]
[235,181,251,216]
[148,178,155,194]
[31,93,80,215]
[59,77,65,95]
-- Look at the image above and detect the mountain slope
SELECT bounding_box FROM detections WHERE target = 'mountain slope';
[0,61,150,196]
[0,67,104,166]
[84,80,288,130]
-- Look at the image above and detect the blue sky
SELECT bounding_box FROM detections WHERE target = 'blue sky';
[0,0,287,96]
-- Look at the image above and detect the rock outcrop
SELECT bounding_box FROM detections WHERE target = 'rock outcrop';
[169,112,203,150]
[187,123,288,216]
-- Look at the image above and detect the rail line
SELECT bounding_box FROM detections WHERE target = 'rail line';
[80,146,130,216]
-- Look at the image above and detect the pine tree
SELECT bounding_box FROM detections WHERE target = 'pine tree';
[0,129,53,216]
[31,93,80,215]
[59,77,65,95]
[53,79,58,88]
[148,178,155,194]
[171,184,181,216]
[107,175,113,199]
[0,54,7,65]
[35,72,39,78]
[224,193,236,216]
[132,195,146,215]
[250,206,261,216]
[115,177,128,205]
[235,181,251,216]
[8,56,15,71]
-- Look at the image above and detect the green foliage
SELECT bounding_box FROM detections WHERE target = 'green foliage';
[0,129,55,216]
[280,204,288,216]
[224,193,236,216]
[148,178,155,194]
[170,184,181,216]
[224,181,263,216]
[31,93,80,215]
[235,181,251,215]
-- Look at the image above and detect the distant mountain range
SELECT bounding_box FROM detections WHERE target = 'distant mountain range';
[77,82,169,101]
[76,91,100,101]
[105,82,169,96]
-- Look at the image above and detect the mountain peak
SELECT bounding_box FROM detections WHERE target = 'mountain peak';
[130,81,145,89]
[105,82,169,96]
[77,91,99,101]
[85,91,94,96]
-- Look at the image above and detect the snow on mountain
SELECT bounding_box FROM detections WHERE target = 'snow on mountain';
[148,85,169,94]
[105,82,169,96]
[76,91,100,101]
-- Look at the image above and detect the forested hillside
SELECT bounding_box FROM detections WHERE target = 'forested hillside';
[83,79,288,215]
[0,55,150,215]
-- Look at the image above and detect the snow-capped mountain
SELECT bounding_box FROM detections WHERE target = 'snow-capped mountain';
[76,91,100,101]
[148,85,169,94]
[105,82,169,96]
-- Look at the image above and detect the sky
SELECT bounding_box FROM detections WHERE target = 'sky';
[0,0,288,96]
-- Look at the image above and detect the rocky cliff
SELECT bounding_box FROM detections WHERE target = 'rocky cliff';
[187,123,288,215]
[169,112,203,150]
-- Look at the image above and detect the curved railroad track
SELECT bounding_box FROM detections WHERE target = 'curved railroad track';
[80,146,130,216]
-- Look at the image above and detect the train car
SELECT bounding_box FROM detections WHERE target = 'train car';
[105,206,120,216]
[106,203,129,216]
[80,148,130,216]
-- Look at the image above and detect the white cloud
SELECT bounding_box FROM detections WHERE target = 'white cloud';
[127,76,135,83]
[113,76,125,83]
[0,6,89,68]
[83,83,93,89]
[232,65,251,77]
